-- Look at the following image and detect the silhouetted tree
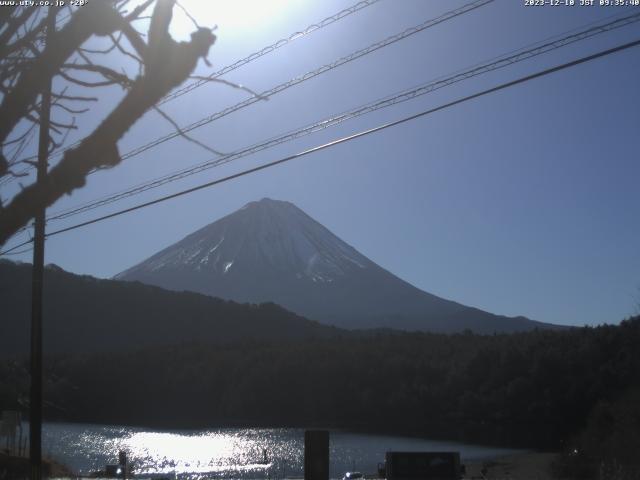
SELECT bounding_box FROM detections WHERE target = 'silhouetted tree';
[0,0,216,246]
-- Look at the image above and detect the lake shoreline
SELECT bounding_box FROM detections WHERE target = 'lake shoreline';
[43,417,539,451]
[0,452,74,478]
[37,421,526,478]
[464,452,558,480]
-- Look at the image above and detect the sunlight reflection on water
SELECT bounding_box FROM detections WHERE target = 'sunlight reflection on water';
[46,424,302,478]
[42,423,522,479]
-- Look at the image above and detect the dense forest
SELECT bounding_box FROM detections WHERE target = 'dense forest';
[1,317,639,474]
[2,258,639,476]
[0,260,341,357]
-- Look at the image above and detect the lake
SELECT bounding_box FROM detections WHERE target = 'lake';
[41,422,522,479]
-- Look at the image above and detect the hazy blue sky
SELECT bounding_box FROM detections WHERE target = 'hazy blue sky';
[2,0,639,327]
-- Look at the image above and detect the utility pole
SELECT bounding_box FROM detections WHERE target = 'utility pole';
[30,7,55,480]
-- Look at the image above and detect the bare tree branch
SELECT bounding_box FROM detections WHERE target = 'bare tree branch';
[153,104,226,156]
[51,92,98,102]
[52,103,89,115]
[189,75,269,101]
[58,70,119,88]
[61,62,134,86]
[0,8,37,50]
[0,1,126,144]
[0,12,47,59]
[175,1,200,29]
[124,0,156,21]
[78,33,122,55]
[109,31,144,64]
[0,0,217,245]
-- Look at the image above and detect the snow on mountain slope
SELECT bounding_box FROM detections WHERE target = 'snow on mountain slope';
[116,198,554,333]
[118,198,370,282]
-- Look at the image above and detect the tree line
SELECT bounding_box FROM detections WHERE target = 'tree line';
[2,317,638,465]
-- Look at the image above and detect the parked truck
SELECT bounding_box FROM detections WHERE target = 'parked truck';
[379,451,465,480]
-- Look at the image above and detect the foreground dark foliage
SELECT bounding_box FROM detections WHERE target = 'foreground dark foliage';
[0,0,217,246]
[1,317,639,457]
[0,260,342,357]
[553,387,640,479]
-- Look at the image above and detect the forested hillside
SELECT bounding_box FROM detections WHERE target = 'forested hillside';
[1,317,638,457]
[0,260,342,357]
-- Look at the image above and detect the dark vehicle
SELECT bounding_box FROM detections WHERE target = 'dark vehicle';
[382,452,464,480]
[343,472,364,480]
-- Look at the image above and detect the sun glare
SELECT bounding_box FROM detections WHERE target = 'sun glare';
[123,431,238,474]
[173,0,295,38]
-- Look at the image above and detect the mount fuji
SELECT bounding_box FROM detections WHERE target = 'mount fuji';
[116,198,553,333]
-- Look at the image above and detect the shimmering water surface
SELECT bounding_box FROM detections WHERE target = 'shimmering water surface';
[42,423,522,479]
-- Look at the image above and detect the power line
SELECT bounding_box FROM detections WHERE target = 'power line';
[23,0,486,219]
[102,0,495,165]
[44,10,640,223]
[0,239,32,256]
[3,0,493,186]
[0,0,382,185]
[1,245,33,256]
[159,0,382,105]
[16,36,637,245]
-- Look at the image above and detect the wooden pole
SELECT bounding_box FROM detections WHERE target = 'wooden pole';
[30,7,55,480]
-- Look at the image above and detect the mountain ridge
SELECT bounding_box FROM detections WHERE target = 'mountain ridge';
[0,259,343,358]
[117,198,557,333]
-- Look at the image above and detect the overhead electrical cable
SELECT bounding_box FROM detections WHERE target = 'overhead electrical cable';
[2,34,636,257]
[4,0,492,240]
[44,11,640,223]
[159,0,382,105]
[5,0,493,185]
[112,0,493,163]
[0,0,383,185]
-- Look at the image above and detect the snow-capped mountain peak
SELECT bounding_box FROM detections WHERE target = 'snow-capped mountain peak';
[116,198,550,334]
[117,198,370,283]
